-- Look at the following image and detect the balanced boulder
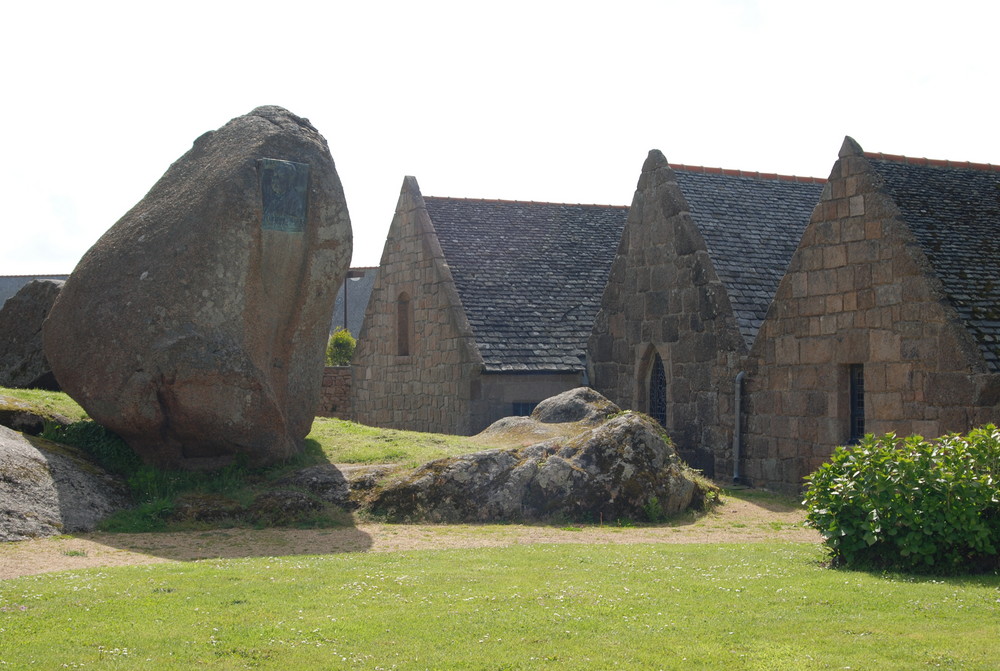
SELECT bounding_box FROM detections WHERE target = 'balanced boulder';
[43,106,352,470]
[0,279,64,390]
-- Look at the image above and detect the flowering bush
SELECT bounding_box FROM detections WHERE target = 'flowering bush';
[804,425,1000,573]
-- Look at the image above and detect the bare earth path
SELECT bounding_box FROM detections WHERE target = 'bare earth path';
[0,493,819,580]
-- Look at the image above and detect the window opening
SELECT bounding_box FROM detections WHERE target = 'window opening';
[396,292,411,356]
[649,352,667,428]
[512,402,537,417]
[849,363,865,443]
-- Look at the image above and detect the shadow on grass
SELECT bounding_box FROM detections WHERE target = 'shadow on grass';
[720,485,804,513]
[80,523,375,563]
[31,428,376,564]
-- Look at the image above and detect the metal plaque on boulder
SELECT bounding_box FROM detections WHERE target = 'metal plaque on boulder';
[260,158,310,232]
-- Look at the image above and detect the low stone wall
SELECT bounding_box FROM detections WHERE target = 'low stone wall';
[318,366,352,419]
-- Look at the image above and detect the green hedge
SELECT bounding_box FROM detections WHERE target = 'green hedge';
[804,425,1000,573]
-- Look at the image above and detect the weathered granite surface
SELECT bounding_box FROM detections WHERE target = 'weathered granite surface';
[43,106,352,469]
[0,425,130,541]
[0,279,64,390]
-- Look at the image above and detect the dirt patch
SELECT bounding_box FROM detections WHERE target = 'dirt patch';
[0,492,819,580]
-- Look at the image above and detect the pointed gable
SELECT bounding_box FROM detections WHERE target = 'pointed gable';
[424,198,628,372]
[865,156,1000,372]
[671,168,825,346]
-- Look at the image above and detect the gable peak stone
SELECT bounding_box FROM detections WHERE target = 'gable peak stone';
[839,136,865,158]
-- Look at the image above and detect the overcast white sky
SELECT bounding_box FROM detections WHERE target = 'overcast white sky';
[2,0,997,275]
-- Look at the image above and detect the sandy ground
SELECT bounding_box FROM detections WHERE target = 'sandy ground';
[0,493,819,580]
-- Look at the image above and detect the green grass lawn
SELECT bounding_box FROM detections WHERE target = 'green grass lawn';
[0,387,493,468]
[2,542,998,669]
[0,385,88,421]
[2,390,998,668]
[306,417,499,467]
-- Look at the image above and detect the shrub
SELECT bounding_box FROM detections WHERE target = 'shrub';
[325,328,356,366]
[803,425,1000,573]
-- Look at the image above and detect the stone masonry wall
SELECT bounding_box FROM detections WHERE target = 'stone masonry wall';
[743,143,1000,493]
[351,177,484,435]
[589,152,746,477]
[318,366,352,419]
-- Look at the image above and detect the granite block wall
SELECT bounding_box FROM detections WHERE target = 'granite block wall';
[351,177,484,436]
[317,366,352,419]
[743,143,1000,493]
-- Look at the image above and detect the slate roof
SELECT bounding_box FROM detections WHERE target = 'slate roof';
[330,267,377,338]
[425,198,628,373]
[867,156,1000,373]
[671,167,825,346]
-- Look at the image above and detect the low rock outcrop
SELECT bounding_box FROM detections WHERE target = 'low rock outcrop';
[273,464,350,506]
[0,396,72,436]
[43,106,353,470]
[0,425,130,541]
[472,387,622,448]
[367,388,712,523]
[531,386,620,424]
[0,279,63,390]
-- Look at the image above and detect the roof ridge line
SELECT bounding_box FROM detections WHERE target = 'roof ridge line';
[669,163,826,184]
[424,195,629,209]
[863,152,1000,172]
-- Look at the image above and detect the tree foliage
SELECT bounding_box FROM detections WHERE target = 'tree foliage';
[325,328,356,366]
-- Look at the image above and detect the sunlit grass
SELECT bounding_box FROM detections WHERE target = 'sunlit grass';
[2,543,998,669]
[2,388,533,469]
[0,386,88,421]
[307,417,500,467]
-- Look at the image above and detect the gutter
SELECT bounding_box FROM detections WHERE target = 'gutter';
[732,371,746,484]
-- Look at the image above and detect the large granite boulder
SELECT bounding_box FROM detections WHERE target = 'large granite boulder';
[0,279,64,390]
[43,107,352,470]
[367,390,713,523]
[0,425,130,541]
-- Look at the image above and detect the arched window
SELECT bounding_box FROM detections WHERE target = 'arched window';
[396,292,412,356]
[649,352,667,428]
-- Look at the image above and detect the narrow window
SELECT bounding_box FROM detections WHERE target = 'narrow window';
[396,292,411,356]
[649,352,667,428]
[512,402,537,417]
[849,364,865,443]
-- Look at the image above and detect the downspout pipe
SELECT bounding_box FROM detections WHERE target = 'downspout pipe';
[732,371,746,484]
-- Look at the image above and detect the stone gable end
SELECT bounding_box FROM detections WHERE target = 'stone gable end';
[743,140,1000,492]
[351,177,483,435]
[589,151,746,475]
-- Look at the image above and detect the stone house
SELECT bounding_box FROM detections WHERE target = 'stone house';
[742,138,1000,492]
[351,176,628,435]
[588,150,825,476]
